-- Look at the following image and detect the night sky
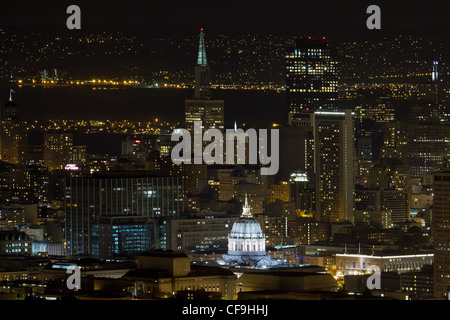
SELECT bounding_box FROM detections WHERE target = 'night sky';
[1,0,449,122]
[1,0,450,38]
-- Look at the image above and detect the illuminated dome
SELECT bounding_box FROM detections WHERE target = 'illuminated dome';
[220,197,278,267]
[230,218,264,239]
[221,196,277,267]
[227,196,266,256]
[230,211,264,239]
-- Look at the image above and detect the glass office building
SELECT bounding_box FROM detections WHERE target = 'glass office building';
[65,172,183,255]
[286,37,338,122]
[91,216,154,258]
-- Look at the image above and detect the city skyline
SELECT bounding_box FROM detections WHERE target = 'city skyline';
[1,0,450,307]
[0,31,448,123]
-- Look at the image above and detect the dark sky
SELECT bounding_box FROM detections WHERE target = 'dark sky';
[1,0,449,38]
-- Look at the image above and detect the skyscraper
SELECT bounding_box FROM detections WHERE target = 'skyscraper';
[194,28,211,100]
[0,91,26,164]
[44,132,73,171]
[380,121,408,164]
[286,37,338,123]
[65,172,184,255]
[185,29,224,136]
[184,29,224,195]
[277,120,314,184]
[406,105,445,182]
[312,110,354,223]
[433,171,450,298]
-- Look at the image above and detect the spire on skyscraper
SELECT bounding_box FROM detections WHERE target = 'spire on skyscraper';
[193,28,212,99]
[197,28,207,67]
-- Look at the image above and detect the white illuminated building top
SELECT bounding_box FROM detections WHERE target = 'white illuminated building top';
[222,196,276,267]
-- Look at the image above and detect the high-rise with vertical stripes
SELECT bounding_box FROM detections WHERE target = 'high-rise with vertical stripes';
[65,172,183,255]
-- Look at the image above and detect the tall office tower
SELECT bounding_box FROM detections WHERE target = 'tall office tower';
[406,105,445,182]
[432,171,450,298]
[285,36,338,123]
[367,158,409,190]
[354,87,395,123]
[380,121,408,164]
[277,114,315,185]
[185,29,224,135]
[184,29,224,195]
[65,172,184,255]
[277,113,315,215]
[44,132,73,171]
[312,109,354,223]
[70,145,86,166]
[0,93,26,164]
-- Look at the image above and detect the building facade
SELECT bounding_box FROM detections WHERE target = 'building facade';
[336,252,434,276]
[65,172,183,255]
[44,132,73,171]
[312,110,354,223]
[286,36,338,120]
[0,96,26,164]
[184,29,224,195]
[433,171,450,298]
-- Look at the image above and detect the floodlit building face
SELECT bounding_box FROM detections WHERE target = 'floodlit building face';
[336,253,433,276]
[161,214,238,253]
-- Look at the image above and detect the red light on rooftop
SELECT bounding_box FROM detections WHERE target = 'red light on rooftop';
[200,28,204,32]
[322,36,326,40]
[308,36,312,39]
[135,140,141,144]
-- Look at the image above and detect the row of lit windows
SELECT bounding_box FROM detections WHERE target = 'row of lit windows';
[4,243,29,247]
